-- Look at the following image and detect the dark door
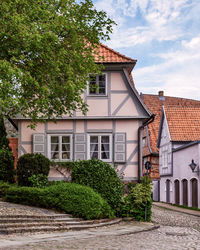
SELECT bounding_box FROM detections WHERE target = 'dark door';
[191,179,198,208]
[174,180,180,205]
[182,179,188,206]
[166,180,170,203]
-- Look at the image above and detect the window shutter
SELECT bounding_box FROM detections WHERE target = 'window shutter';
[114,133,126,162]
[33,133,45,155]
[74,134,86,160]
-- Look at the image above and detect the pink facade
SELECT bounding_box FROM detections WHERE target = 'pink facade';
[16,66,151,182]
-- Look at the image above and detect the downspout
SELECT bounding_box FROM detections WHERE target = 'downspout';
[138,114,155,182]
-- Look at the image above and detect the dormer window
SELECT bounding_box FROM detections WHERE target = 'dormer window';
[88,73,107,96]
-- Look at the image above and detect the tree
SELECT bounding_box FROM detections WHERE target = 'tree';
[0,0,114,125]
[0,116,15,183]
[0,116,10,150]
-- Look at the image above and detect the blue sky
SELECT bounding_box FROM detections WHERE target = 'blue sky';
[94,0,200,100]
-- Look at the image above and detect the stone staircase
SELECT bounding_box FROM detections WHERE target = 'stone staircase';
[0,214,122,234]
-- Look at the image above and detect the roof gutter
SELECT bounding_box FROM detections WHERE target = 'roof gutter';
[138,114,155,182]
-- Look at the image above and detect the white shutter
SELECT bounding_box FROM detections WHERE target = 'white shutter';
[74,134,86,160]
[33,133,45,155]
[114,133,126,162]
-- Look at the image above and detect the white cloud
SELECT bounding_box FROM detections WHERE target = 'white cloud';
[134,35,200,100]
[95,0,200,48]
[94,0,200,100]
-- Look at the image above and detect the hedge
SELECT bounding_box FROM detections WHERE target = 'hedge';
[4,182,114,220]
[71,159,123,210]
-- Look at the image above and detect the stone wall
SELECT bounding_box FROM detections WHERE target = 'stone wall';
[4,119,18,138]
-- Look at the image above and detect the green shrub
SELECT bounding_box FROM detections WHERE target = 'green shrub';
[71,159,123,210]
[0,181,13,197]
[0,148,15,183]
[28,174,49,188]
[0,116,11,150]
[4,182,114,220]
[116,176,152,221]
[17,153,50,186]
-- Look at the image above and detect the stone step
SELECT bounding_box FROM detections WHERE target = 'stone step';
[0,218,112,229]
[0,219,122,234]
[0,214,72,219]
[0,217,81,223]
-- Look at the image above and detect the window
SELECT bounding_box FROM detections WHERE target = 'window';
[88,134,112,162]
[88,73,107,95]
[48,135,72,161]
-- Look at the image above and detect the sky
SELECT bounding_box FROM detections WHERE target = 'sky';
[94,0,200,100]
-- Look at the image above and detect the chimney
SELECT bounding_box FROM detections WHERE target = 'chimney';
[158,91,165,100]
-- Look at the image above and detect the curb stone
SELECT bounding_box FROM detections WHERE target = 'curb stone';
[153,203,200,218]
[0,222,159,248]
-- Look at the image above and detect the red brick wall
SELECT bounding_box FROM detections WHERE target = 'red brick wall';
[143,155,160,180]
[8,138,18,169]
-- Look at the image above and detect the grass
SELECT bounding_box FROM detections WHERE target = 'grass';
[171,203,200,212]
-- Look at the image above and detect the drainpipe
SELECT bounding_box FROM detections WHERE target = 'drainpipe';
[138,114,155,182]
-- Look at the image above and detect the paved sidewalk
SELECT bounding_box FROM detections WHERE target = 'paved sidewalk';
[0,221,159,249]
[153,202,200,217]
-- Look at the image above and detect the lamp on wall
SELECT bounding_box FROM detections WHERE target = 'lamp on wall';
[189,159,200,176]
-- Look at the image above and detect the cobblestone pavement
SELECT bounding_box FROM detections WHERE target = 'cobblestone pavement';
[0,201,59,216]
[1,204,200,250]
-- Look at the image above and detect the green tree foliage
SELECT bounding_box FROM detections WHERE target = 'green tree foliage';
[0,148,15,183]
[0,117,10,150]
[0,116,15,183]
[0,0,115,125]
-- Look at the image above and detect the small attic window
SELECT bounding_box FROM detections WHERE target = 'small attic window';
[88,73,107,96]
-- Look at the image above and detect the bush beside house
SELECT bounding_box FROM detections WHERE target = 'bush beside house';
[0,149,152,221]
[71,159,124,210]
[4,182,114,220]
[116,176,153,221]
[17,153,50,186]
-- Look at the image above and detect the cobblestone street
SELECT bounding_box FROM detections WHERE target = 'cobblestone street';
[1,204,200,250]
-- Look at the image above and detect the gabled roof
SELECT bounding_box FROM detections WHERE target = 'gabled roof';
[142,93,200,155]
[94,43,137,64]
[165,106,200,141]
[94,43,137,87]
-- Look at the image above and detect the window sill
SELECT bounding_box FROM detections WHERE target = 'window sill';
[87,94,108,97]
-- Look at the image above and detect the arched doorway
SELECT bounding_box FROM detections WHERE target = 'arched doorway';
[182,179,188,206]
[174,180,180,205]
[166,180,170,203]
[191,178,198,208]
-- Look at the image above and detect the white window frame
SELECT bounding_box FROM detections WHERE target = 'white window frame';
[47,134,73,162]
[87,134,112,162]
[87,73,107,96]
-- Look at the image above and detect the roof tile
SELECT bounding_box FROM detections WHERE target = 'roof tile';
[142,94,200,155]
[94,43,136,63]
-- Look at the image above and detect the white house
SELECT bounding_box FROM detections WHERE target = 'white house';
[157,106,200,208]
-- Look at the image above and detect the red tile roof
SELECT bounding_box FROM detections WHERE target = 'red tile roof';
[165,106,200,141]
[142,94,200,155]
[94,43,136,87]
[94,43,137,63]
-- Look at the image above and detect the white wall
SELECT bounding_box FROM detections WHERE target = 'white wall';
[160,143,200,208]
